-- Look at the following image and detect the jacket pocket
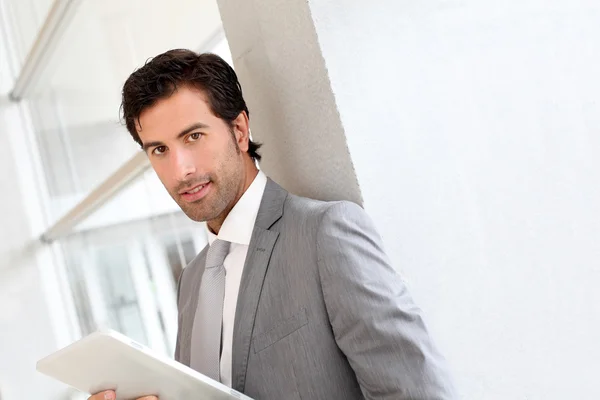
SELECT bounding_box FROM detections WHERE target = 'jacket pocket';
[252,308,309,354]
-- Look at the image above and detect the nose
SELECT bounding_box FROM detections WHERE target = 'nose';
[172,147,196,181]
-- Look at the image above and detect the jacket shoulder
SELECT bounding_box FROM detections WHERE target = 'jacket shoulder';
[283,192,364,225]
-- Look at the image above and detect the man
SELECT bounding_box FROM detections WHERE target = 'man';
[90,49,456,400]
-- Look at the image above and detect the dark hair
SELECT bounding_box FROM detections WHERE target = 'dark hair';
[121,49,262,162]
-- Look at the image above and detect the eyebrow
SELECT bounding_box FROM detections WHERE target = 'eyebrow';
[142,122,210,152]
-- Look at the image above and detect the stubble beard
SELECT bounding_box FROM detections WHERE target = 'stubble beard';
[172,140,243,223]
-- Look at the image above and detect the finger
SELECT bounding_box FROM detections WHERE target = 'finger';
[137,397,158,400]
[88,390,116,400]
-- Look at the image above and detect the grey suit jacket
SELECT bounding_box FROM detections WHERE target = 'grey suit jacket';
[175,179,456,399]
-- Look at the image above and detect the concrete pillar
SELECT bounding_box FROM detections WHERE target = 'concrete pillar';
[217,0,600,398]
[216,0,362,205]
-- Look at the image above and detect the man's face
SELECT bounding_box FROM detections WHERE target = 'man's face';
[137,86,246,223]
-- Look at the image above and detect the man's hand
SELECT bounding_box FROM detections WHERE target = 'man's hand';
[88,390,158,400]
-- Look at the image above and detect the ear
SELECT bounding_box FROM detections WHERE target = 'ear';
[231,111,250,153]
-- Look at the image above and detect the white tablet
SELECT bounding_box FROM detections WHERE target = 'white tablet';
[36,329,254,400]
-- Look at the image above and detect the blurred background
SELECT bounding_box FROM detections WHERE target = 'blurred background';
[0,0,230,398]
[2,0,600,399]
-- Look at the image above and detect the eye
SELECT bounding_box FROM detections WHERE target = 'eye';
[188,132,201,141]
[152,146,167,155]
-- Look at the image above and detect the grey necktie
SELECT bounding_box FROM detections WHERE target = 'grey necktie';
[190,239,231,381]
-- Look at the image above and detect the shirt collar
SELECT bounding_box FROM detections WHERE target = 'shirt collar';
[206,170,268,246]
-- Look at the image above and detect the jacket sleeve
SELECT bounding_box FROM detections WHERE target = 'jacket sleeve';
[316,201,457,400]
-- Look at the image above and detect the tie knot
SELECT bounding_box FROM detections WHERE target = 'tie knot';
[206,239,230,269]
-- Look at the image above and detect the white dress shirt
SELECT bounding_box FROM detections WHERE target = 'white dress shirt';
[206,170,267,387]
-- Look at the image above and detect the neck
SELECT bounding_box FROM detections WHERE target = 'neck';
[207,162,259,235]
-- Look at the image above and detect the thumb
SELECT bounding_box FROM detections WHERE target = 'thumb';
[88,390,116,400]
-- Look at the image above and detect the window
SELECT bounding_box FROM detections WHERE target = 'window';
[4,0,229,357]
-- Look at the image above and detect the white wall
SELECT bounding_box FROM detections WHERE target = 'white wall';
[309,0,600,398]
[219,0,600,398]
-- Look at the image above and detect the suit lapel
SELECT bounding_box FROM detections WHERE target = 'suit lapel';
[231,227,279,391]
[231,178,288,392]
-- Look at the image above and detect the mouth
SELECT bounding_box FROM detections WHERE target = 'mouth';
[179,182,211,202]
